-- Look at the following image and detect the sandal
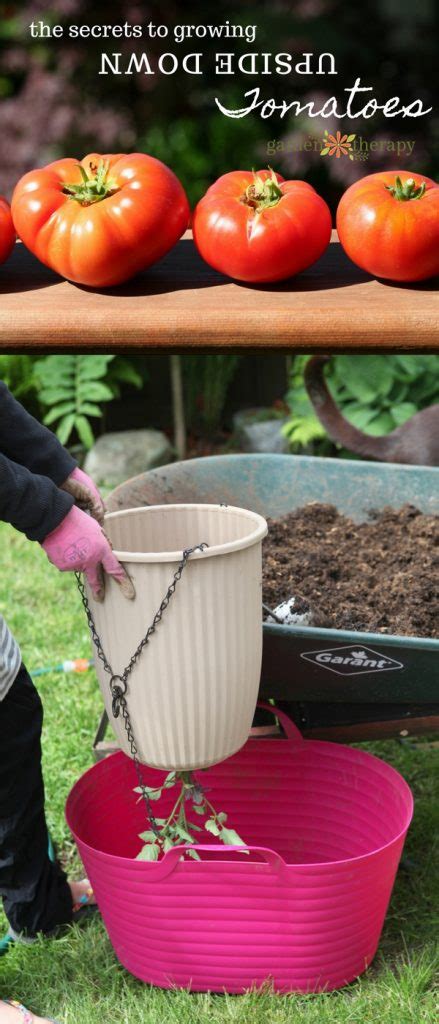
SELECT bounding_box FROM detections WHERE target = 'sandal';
[2,1000,61,1023]
[1,835,57,955]
[1,882,97,956]
[72,884,96,918]
[0,930,35,956]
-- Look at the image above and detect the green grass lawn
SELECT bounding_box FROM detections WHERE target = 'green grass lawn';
[0,522,437,1023]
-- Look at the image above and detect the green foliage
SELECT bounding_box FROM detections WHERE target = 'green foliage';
[183,354,241,436]
[284,355,439,454]
[0,354,39,400]
[135,770,247,862]
[34,354,143,449]
[140,114,261,206]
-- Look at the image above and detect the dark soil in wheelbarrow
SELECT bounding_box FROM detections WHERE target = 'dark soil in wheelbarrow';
[263,503,438,638]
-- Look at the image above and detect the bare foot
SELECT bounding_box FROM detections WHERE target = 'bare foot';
[0,1000,58,1023]
[69,877,96,912]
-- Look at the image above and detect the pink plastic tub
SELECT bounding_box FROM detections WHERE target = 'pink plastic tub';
[66,705,413,993]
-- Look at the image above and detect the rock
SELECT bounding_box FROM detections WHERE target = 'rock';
[83,430,173,488]
[233,408,289,454]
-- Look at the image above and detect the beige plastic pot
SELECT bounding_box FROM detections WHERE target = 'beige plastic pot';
[86,504,268,770]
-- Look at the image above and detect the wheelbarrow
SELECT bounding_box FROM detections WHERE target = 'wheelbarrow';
[93,454,438,755]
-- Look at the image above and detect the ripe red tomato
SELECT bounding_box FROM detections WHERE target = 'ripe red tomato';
[336,171,439,282]
[192,170,332,283]
[11,153,190,287]
[0,196,15,264]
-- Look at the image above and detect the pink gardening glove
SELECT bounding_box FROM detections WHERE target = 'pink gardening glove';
[61,466,105,526]
[42,505,135,601]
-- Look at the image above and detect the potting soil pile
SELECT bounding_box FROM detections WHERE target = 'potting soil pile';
[263,503,438,638]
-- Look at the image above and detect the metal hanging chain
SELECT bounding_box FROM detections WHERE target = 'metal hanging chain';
[75,542,208,836]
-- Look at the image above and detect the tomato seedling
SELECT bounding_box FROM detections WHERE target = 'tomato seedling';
[135,770,248,862]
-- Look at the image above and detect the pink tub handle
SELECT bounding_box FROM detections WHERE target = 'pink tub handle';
[257,701,305,742]
[155,844,285,879]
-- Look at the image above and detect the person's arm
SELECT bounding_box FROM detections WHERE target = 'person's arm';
[0,452,134,599]
[0,452,74,541]
[0,382,105,524]
[0,381,76,485]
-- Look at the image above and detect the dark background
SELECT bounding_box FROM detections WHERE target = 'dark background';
[0,0,437,205]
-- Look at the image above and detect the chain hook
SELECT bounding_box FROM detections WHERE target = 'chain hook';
[75,543,208,837]
[110,674,127,719]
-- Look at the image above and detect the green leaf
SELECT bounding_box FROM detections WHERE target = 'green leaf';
[75,415,95,450]
[336,356,394,401]
[43,402,76,424]
[344,404,377,430]
[136,842,159,861]
[77,355,115,379]
[320,147,330,156]
[173,824,196,844]
[393,355,420,377]
[193,804,206,816]
[283,414,327,447]
[42,354,76,373]
[56,413,76,446]
[219,827,248,850]
[390,402,417,426]
[205,818,221,837]
[347,134,356,142]
[136,785,162,801]
[138,830,159,843]
[366,412,395,435]
[80,382,114,402]
[78,403,103,418]
[112,359,143,388]
[39,388,75,404]
[186,849,201,860]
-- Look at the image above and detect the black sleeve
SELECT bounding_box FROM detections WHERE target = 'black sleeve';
[0,382,76,485]
[0,453,74,542]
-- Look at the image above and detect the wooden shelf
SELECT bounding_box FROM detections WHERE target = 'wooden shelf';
[1,232,438,351]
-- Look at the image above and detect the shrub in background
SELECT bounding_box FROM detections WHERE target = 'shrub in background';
[284,355,439,455]
[0,353,145,450]
[183,354,241,437]
[33,354,143,449]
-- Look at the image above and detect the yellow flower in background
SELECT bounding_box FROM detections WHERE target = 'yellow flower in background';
[321,130,356,159]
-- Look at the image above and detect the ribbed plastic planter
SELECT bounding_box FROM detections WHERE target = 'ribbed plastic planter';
[86,504,267,769]
[66,706,413,994]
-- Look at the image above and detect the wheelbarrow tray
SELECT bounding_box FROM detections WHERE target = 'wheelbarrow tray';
[106,454,439,740]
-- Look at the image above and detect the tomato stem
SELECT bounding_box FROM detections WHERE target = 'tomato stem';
[63,159,119,205]
[241,169,283,212]
[385,176,426,201]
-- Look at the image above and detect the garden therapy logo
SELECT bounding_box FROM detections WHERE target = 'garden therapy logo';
[266,135,416,160]
[320,130,356,159]
[300,645,404,677]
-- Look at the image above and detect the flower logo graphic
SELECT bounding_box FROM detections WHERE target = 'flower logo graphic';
[321,130,356,159]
